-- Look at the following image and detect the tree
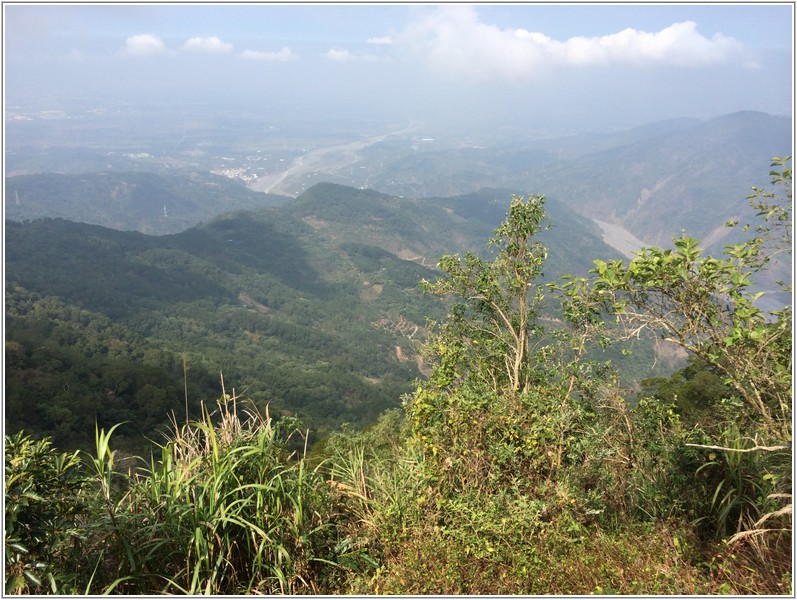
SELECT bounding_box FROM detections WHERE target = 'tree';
[406,194,606,493]
[570,158,791,437]
[560,157,792,539]
[418,193,548,396]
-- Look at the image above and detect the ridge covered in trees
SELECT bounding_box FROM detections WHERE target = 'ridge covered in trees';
[5,158,791,594]
[7,184,646,453]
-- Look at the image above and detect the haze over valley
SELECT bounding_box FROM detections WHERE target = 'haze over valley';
[7,101,791,269]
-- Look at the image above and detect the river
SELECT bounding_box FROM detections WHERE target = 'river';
[248,128,413,196]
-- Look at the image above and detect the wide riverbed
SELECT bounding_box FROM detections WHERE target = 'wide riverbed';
[248,128,412,196]
[592,218,650,258]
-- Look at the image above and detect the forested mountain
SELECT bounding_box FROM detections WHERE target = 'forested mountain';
[7,162,791,595]
[6,183,633,453]
[521,111,792,249]
[5,152,792,595]
[360,111,790,248]
[5,170,291,235]
[6,113,790,451]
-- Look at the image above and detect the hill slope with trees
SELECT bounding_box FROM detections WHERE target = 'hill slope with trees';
[6,158,790,595]
[6,182,631,453]
[5,170,291,235]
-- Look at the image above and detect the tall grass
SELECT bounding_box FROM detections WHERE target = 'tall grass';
[122,393,340,593]
[6,393,790,594]
[693,421,789,539]
[323,410,428,590]
[33,389,349,595]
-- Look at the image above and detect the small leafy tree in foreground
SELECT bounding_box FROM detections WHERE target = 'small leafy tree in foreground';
[419,192,549,396]
[5,432,85,594]
[405,193,626,529]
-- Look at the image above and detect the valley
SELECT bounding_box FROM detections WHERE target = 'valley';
[5,4,791,593]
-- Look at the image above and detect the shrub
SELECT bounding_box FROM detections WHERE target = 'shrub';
[4,431,85,594]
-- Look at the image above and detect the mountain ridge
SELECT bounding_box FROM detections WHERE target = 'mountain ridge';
[518,110,791,248]
[5,170,292,235]
[6,111,789,255]
[5,182,632,451]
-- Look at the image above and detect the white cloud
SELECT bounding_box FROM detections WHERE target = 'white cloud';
[549,21,746,68]
[121,33,167,58]
[324,48,378,62]
[367,36,393,45]
[239,47,297,61]
[399,7,543,80]
[182,36,233,54]
[325,48,355,62]
[399,6,750,81]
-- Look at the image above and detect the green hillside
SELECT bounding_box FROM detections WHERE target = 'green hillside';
[6,182,632,453]
[6,161,790,595]
[5,170,291,235]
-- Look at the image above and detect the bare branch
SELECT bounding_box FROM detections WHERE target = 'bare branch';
[684,443,789,453]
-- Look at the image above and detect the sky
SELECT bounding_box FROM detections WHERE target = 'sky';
[3,2,794,134]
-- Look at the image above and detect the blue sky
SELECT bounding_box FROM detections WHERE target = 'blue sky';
[4,3,793,133]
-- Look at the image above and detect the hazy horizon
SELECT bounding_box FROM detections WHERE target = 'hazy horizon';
[4,3,793,137]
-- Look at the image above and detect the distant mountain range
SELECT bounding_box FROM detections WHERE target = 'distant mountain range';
[359,110,790,249]
[519,111,792,250]
[5,170,291,235]
[7,111,791,254]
